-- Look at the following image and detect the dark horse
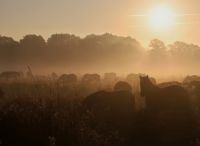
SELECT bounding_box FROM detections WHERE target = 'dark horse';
[140,76,197,146]
[140,76,190,112]
[83,90,136,140]
[83,90,135,124]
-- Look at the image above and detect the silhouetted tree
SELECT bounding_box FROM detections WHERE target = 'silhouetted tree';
[169,41,200,65]
[114,81,132,92]
[146,39,168,71]
[0,36,19,63]
[20,34,46,62]
[47,34,81,63]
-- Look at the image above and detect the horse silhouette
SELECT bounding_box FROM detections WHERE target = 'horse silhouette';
[84,90,135,119]
[140,75,197,146]
[83,90,136,137]
[126,73,156,94]
[140,75,190,112]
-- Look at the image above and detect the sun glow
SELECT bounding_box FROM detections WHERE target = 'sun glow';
[149,5,175,30]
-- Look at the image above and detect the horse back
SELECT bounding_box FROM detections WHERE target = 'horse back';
[158,85,190,110]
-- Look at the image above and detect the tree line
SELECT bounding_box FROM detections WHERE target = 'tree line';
[0,33,200,73]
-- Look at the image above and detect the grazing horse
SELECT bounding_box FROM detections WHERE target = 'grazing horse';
[84,90,135,120]
[140,75,197,146]
[83,90,136,137]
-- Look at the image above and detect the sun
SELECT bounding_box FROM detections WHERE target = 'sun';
[148,5,175,30]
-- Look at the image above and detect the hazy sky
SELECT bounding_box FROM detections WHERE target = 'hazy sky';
[1,0,200,46]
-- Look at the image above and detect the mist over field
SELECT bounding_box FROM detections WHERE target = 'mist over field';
[1,33,200,79]
[2,1,200,146]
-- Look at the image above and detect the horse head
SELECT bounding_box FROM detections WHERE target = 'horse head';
[140,75,156,97]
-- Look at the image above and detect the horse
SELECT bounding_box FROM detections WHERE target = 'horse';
[83,90,136,137]
[140,75,197,146]
[140,75,190,112]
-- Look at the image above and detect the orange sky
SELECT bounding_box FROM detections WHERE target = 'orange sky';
[1,0,200,46]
